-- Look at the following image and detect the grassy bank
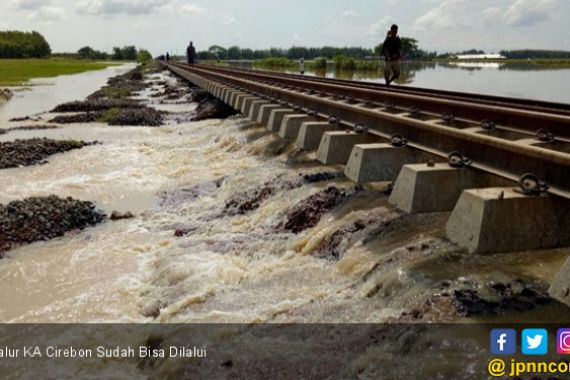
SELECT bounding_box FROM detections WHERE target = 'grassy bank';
[253,57,297,69]
[0,59,122,86]
[253,57,381,71]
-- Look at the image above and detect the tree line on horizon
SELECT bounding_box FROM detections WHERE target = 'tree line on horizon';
[50,46,152,62]
[196,43,570,61]
[49,45,152,62]
[499,50,570,59]
[196,38,438,61]
[2,30,569,62]
[0,30,152,62]
[73,46,152,61]
[0,31,50,58]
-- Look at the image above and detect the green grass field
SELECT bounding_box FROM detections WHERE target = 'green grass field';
[0,59,121,86]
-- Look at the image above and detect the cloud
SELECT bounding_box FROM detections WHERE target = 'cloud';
[8,0,50,10]
[28,5,66,22]
[482,7,502,23]
[75,0,170,16]
[131,20,149,31]
[291,32,302,43]
[0,22,10,29]
[179,4,206,14]
[341,9,359,18]
[367,15,394,37]
[222,14,236,25]
[505,0,559,27]
[413,0,469,31]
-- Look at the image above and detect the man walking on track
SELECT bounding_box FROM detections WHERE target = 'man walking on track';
[383,24,403,86]
[187,41,196,66]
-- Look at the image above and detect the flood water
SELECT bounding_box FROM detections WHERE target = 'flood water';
[1,63,570,378]
[0,63,136,123]
[256,61,570,104]
[0,65,569,328]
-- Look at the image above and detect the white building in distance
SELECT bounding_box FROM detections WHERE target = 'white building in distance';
[454,54,506,60]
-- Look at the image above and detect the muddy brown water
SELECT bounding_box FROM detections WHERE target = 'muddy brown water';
[1,65,570,379]
[0,64,137,123]
[0,68,568,325]
[249,61,570,104]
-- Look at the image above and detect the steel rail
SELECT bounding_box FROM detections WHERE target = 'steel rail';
[180,63,570,139]
[197,63,570,116]
[167,63,570,198]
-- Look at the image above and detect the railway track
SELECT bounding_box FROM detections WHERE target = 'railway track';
[200,63,570,117]
[165,60,570,294]
[169,62,570,197]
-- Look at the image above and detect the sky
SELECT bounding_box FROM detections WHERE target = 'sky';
[1,0,569,55]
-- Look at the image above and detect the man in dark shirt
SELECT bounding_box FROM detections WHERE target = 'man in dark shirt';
[186,42,196,66]
[383,24,403,86]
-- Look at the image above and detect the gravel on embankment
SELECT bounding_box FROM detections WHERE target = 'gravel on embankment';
[87,66,150,101]
[48,62,240,127]
[0,138,92,169]
[281,186,351,233]
[0,196,106,257]
[0,125,59,135]
[49,113,101,124]
[192,96,239,121]
[51,99,144,113]
[49,65,165,127]
[107,108,164,126]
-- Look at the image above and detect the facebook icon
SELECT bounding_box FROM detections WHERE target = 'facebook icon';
[491,329,517,355]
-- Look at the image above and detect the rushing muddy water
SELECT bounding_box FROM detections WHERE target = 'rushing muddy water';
[0,65,569,329]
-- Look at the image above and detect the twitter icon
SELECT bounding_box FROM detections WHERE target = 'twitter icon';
[522,329,548,355]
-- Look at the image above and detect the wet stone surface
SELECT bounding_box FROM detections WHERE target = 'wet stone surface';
[312,214,402,261]
[225,187,274,216]
[0,138,93,169]
[0,88,14,102]
[45,63,243,127]
[159,178,225,208]
[49,65,164,127]
[9,115,42,123]
[452,281,552,317]
[224,175,305,217]
[49,113,101,124]
[0,196,106,257]
[192,96,239,121]
[51,99,144,113]
[396,278,554,322]
[301,171,341,183]
[110,211,135,221]
[87,66,150,101]
[0,125,59,135]
[151,80,193,102]
[281,186,351,233]
[107,108,164,127]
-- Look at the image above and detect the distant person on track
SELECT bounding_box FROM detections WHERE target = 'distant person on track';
[166,52,170,62]
[383,24,403,86]
[300,58,305,74]
[187,42,196,66]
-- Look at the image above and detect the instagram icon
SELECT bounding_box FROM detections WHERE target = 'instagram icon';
[557,329,570,354]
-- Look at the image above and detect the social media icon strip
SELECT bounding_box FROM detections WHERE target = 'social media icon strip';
[557,328,570,354]
[491,329,517,355]
[522,329,548,355]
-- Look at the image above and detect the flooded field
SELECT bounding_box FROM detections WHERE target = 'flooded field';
[253,61,570,104]
[0,64,137,123]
